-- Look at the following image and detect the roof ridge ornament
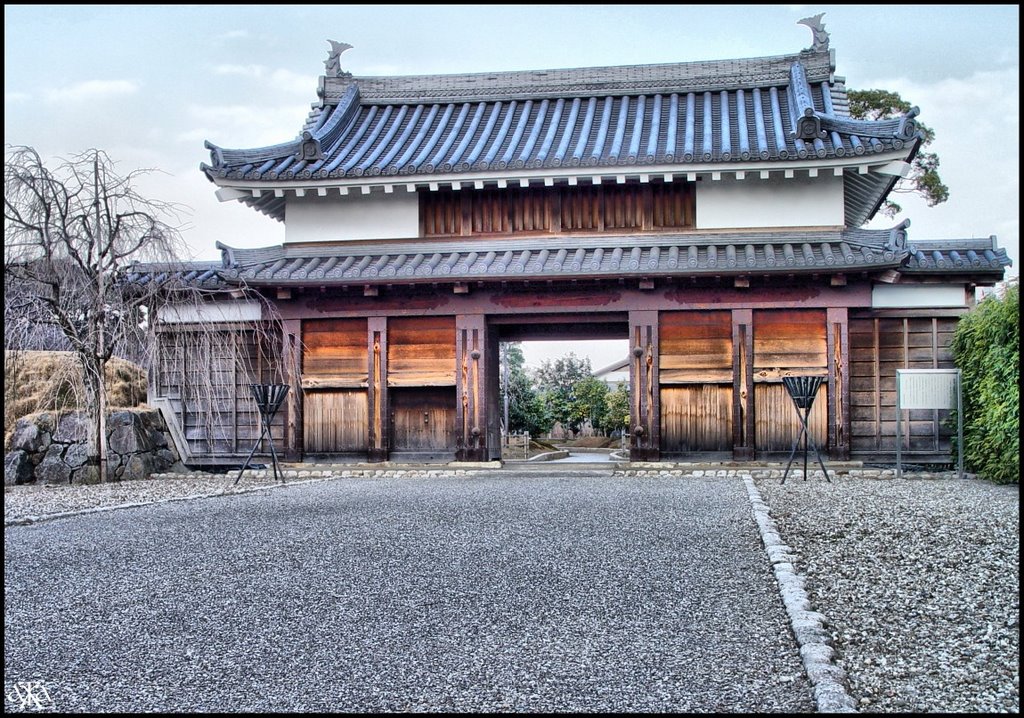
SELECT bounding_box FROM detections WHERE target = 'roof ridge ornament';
[887,219,911,252]
[325,40,353,78]
[798,13,830,53]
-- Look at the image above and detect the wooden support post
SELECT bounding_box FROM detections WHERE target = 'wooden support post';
[629,310,660,462]
[732,309,755,460]
[485,328,502,461]
[367,317,389,462]
[827,307,850,460]
[282,319,303,461]
[455,315,488,462]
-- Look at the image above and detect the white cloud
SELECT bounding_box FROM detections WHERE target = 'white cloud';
[214,64,267,78]
[43,80,140,103]
[184,103,309,148]
[268,69,317,95]
[5,91,30,103]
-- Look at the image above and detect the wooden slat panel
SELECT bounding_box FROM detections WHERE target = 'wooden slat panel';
[755,383,828,452]
[753,310,827,371]
[303,390,368,453]
[387,316,455,386]
[660,385,733,451]
[659,369,733,384]
[303,318,368,384]
[660,311,732,388]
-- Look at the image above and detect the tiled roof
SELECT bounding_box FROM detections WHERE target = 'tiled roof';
[130,229,1009,291]
[123,262,232,290]
[214,226,914,286]
[201,42,923,226]
[902,237,1012,275]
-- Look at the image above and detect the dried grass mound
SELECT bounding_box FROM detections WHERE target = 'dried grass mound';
[4,350,146,437]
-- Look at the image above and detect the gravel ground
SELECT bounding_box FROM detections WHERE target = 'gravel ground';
[4,473,814,713]
[755,475,1020,713]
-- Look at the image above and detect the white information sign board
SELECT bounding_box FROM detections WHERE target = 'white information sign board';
[895,369,963,478]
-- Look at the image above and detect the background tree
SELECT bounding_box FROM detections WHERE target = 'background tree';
[5,146,294,480]
[534,353,614,437]
[847,89,949,217]
[601,382,631,437]
[574,376,610,434]
[500,342,552,436]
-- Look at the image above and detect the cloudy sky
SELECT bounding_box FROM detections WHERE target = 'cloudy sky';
[4,4,1018,369]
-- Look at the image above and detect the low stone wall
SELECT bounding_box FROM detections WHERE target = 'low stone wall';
[4,408,184,485]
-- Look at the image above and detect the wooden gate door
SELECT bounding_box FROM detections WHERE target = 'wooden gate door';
[753,309,829,454]
[659,310,734,456]
[389,387,456,457]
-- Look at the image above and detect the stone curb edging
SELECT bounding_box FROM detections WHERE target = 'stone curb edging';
[742,474,858,713]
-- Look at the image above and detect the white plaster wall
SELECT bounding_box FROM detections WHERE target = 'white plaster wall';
[157,301,262,324]
[696,174,844,229]
[285,190,419,242]
[871,284,968,308]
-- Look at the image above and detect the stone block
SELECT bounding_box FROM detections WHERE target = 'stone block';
[9,417,50,454]
[4,450,35,485]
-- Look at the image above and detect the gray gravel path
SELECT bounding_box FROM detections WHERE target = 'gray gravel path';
[4,474,813,713]
[755,475,1019,713]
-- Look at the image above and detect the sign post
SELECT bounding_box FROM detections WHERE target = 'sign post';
[895,369,963,479]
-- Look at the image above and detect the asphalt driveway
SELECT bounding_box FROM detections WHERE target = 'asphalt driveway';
[4,473,814,712]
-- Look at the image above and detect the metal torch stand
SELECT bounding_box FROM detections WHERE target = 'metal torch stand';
[234,383,290,486]
[780,375,831,484]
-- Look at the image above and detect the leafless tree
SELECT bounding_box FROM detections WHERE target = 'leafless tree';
[4,145,195,481]
[6,146,297,480]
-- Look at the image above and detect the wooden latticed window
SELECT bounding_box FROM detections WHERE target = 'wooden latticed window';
[421,180,694,237]
[421,189,463,236]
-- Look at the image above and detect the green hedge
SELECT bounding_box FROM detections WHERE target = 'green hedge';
[951,283,1019,484]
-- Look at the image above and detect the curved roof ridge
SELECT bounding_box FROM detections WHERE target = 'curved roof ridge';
[320,49,835,106]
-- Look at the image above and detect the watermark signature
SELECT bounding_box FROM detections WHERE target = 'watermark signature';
[5,682,55,712]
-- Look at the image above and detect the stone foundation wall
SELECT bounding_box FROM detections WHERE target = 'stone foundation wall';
[4,408,184,485]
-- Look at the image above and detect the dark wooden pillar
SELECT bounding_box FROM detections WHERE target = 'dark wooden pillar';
[827,307,850,460]
[456,314,489,462]
[732,309,755,460]
[485,327,502,461]
[282,319,303,461]
[629,310,660,461]
[367,317,388,462]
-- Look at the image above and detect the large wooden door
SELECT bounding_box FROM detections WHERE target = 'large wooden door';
[659,311,733,454]
[301,318,369,455]
[753,309,828,454]
[390,387,456,454]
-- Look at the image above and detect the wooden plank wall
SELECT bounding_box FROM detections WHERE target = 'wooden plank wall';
[300,318,369,454]
[849,315,958,456]
[303,390,368,452]
[387,316,456,387]
[302,318,368,387]
[154,324,281,458]
[753,310,828,452]
[659,311,733,452]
